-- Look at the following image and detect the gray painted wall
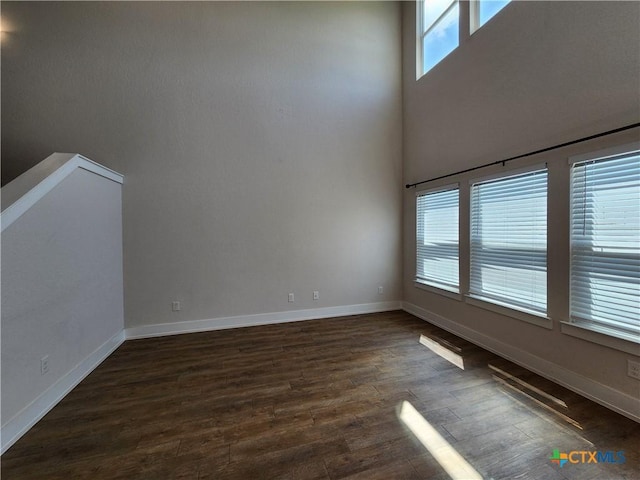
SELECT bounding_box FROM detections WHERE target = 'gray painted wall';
[1,168,124,424]
[2,0,638,416]
[1,2,403,327]
[402,1,640,398]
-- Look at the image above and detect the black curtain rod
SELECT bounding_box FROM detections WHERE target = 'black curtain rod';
[405,122,640,189]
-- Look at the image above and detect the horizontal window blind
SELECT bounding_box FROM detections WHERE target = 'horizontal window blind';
[571,151,640,341]
[470,169,548,314]
[416,187,459,291]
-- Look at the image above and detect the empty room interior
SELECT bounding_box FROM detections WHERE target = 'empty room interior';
[1,1,639,479]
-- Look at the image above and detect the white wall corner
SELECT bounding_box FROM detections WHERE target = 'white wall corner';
[402,301,640,423]
[0,330,126,455]
[1,153,123,232]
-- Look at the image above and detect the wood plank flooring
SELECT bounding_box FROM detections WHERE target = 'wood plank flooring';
[2,311,639,479]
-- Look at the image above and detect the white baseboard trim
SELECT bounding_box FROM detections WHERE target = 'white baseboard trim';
[402,301,640,423]
[126,301,403,340]
[0,330,126,455]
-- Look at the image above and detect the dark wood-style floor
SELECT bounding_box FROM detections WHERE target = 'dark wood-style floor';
[2,311,639,479]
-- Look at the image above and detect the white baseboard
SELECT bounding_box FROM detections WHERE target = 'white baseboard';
[1,302,400,454]
[126,301,402,340]
[402,301,640,423]
[0,330,126,455]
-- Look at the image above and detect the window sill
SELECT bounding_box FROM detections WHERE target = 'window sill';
[561,321,640,356]
[465,295,552,329]
[414,280,462,301]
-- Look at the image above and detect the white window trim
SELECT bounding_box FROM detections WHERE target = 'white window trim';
[416,0,423,79]
[415,182,459,197]
[565,142,640,354]
[467,162,547,186]
[415,183,460,298]
[560,321,639,356]
[469,0,511,35]
[465,294,552,329]
[418,0,511,78]
[469,0,481,34]
[415,279,463,301]
[467,163,549,320]
[416,0,459,78]
[421,0,458,38]
[567,141,640,166]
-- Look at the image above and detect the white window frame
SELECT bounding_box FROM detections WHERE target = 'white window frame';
[470,0,511,34]
[416,0,459,78]
[466,164,551,329]
[415,183,462,300]
[561,142,640,355]
[417,0,512,78]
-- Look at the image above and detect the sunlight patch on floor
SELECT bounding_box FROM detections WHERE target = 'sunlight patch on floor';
[398,400,482,480]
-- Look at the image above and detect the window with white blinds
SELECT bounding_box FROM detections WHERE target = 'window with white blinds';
[416,187,459,292]
[570,150,640,342]
[470,168,548,314]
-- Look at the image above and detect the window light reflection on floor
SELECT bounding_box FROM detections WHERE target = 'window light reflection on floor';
[491,374,583,431]
[489,364,568,409]
[398,400,482,480]
[419,334,465,370]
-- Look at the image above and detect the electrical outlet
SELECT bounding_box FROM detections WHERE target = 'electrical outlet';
[288,293,295,303]
[628,359,640,380]
[172,301,181,311]
[41,355,49,375]
[313,291,319,300]
[378,286,384,295]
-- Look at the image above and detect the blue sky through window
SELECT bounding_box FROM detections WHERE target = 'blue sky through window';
[423,3,459,74]
[479,0,510,27]
[419,0,512,76]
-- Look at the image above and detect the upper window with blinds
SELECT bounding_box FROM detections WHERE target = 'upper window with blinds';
[470,168,548,315]
[416,186,459,292]
[570,148,640,343]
